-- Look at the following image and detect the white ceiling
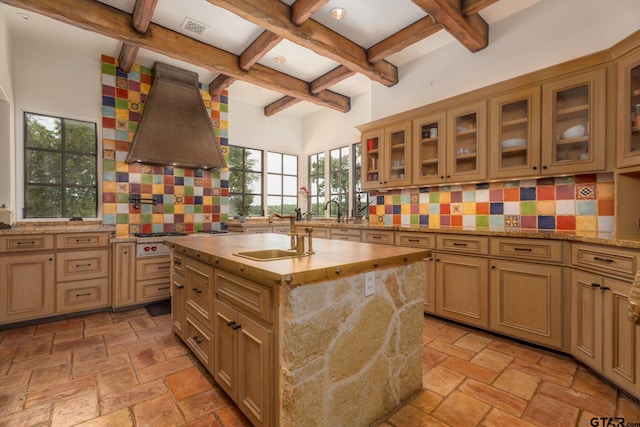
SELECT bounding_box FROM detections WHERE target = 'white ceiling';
[0,0,541,116]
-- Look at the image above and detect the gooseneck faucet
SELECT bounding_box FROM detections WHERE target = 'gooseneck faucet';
[324,199,342,223]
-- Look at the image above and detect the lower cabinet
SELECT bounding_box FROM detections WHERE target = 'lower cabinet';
[136,256,172,304]
[184,308,214,373]
[435,252,489,328]
[0,253,55,323]
[112,242,136,308]
[489,259,563,348]
[571,270,640,397]
[171,253,185,339]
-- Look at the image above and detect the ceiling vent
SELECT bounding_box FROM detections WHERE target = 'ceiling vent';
[181,17,208,35]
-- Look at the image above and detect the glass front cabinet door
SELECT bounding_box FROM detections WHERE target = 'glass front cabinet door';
[413,112,446,185]
[446,101,487,183]
[361,122,411,190]
[617,48,640,168]
[541,68,606,175]
[489,87,541,179]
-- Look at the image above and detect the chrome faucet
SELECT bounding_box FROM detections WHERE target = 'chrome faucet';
[324,199,342,223]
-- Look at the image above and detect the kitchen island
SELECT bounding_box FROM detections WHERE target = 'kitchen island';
[164,233,430,427]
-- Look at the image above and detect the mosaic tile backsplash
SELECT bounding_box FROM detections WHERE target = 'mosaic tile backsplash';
[368,173,614,233]
[100,55,229,237]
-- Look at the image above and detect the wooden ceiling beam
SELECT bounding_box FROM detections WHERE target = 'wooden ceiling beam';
[239,31,283,71]
[310,66,355,94]
[209,74,236,97]
[368,17,441,64]
[206,0,398,87]
[117,0,157,73]
[412,0,488,52]
[290,0,329,25]
[117,43,139,73]
[264,96,301,117]
[463,0,499,16]
[1,0,350,113]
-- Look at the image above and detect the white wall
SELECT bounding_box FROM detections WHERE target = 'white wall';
[372,0,640,119]
[0,12,14,214]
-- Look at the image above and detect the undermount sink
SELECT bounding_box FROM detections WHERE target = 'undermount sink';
[233,249,309,261]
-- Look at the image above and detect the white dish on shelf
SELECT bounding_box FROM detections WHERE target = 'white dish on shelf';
[501,138,526,148]
[561,124,586,139]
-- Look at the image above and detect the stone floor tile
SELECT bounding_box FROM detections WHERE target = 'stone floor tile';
[73,343,108,364]
[1,325,37,341]
[0,383,28,416]
[178,388,234,422]
[97,364,139,396]
[432,390,491,427]
[422,346,447,370]
[103,328,139,348]
[538,352,578,375]
[14,337,52,360]
[83,321,131,338]
[53,327,84,344]
[577,410,601,427]
[509,358,574,387]
[136,355,193,383]
[51,389,99,427]
[25,374,96,408]
[493,367,541,400]
[132,393,185,427]
[440,356,498,384]
[100,378,167,415]
[51,334,104,354]
[459,378,527,417]
[105,335,159,356]
[617,393,640,420]
[0,403,51,427]
[9,351,71,375]
[481,407,537,427]
[166,366,212,401]
[537,381,616,416]
[427,339,477,361]
[423,324,468,343]
[74,407,134,427]
[182,413,223,427]
[572,366,618,401]
[408,389,443,414]
[35,318,84,336]
[470,348,513,372]
[423,365,466,396]
[111,308,148,323]
[454,332,492,352]
[29,362,71,391]
[72,354,130,378]
[129,316,158,331]
[164,343,190,359]
[387,404,442,426]
[0,371,30,390]
[214,405,253,427]
[522,393,580,427]
[486,339,542,364]
[130,347,167,369]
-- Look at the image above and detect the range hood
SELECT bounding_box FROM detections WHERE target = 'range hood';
[126,62,227,170]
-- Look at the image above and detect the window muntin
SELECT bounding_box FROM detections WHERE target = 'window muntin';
[308,152,325,216]
[24,112,98,218]
[328,146,349,217]
[229,146,263,217]
[266,151,298,215]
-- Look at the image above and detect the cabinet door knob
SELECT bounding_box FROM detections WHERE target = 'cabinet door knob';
[591,283,601,288]
[600,286,610,291]
[227,321,236,327]
[491,265,496,269]
[542,165,547,170]
[532,166,537,170]
[232,324,242,330]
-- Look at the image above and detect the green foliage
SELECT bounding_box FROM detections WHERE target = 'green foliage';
[228,146,261,216]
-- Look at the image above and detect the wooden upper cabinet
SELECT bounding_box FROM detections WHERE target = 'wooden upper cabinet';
[616,47,640,168]
[361,121,412,190]
[541,68,607,174]
[413,112,447,185]
[446,101,487,183]
[489,87,541,179]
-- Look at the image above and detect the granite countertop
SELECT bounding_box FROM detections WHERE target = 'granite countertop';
[164,233,430,287]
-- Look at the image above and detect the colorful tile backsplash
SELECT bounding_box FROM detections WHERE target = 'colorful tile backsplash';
[368,173,614,233]
[100,55,229,237]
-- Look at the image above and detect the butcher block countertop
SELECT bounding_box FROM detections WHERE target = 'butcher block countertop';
[164,233,430,287]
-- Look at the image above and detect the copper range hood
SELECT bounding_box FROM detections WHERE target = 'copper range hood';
[125,62,226,170]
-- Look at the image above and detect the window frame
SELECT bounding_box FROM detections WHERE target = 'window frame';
[228,145,264,217]
[328,146,350,218]
[308,152,325,217]
[266,151,298,215]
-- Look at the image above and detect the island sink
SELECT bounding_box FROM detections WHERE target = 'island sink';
[233,248,309,261]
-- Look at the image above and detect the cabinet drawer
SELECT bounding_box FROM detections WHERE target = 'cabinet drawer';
[56,278,109,313]
[136,256,171,280]
[362,230,394,245]
[56,232,109,249]
[490,238,563,262]
[136,278,171,304]
[436,235,489,255]
[215,270,272,324]
[395,232,435,249]
[185,257,214,325]
[172,253,184,277]
[572,244,638,277]
[184,308,214,373]
[56,249,108,282]
[311,227,331,239]
[272,226,291,234]
[0,235,54,252]
[331,228,361,242]
[246,226,273,234]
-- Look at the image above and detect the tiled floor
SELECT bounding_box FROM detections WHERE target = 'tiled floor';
[0,309,638,427]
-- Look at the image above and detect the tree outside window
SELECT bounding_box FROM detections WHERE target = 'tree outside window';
[24,112,97,218]
[329,146,349,217]
[266,152,298,215]
[352,142,369,218]
[308,152,325,216]
[228,146,263,217]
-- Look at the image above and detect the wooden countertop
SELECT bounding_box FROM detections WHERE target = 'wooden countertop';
[164,233,430,287]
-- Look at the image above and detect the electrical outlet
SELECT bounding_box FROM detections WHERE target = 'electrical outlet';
[364,271,375,296]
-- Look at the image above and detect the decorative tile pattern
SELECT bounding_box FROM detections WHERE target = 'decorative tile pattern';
[368,173,614,233]
[101,55,229,237]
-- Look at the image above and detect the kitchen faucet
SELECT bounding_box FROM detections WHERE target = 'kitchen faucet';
[324,199,342,223]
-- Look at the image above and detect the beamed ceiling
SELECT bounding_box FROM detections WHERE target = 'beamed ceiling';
[0,0,541,116]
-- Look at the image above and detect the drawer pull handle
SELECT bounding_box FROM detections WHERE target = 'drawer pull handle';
[192,288,202,294]
[232,324,242,330]
[75,292,92,297]
[408,239,420,242]
[514,247,532,252]
[593,257,614,263]
[372,236,382,239]
[591,283,601,288]
[176,285,184,289]
[600,286,610,291]
[453,242,468,247]
[158,266,170,270]
[16,241,36,245]
[192,336,202,344]
[174,260,182,266]
[76,263,93,267]
[75,239,92,243]
[341,237,348,240]
[227,321,236,327]
[158,286,170,291]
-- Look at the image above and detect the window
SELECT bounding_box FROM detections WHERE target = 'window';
[266,152,298,215]
[228,146,263,217]
[352,142,369,218]
[24,112,98,218]
[308,152,325,216]
[329,146,350,217]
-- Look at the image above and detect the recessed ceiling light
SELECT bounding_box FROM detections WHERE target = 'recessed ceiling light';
[272,55,286,64]
[330,7,347,20]
[16,13,29,21]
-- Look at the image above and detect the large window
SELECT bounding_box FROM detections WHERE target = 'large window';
[308,152,325,216]
[266,152,298,215]
[228,146,263,217]
[24,112,98,218]
[328,146,350,217]
[352,142,369,218]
